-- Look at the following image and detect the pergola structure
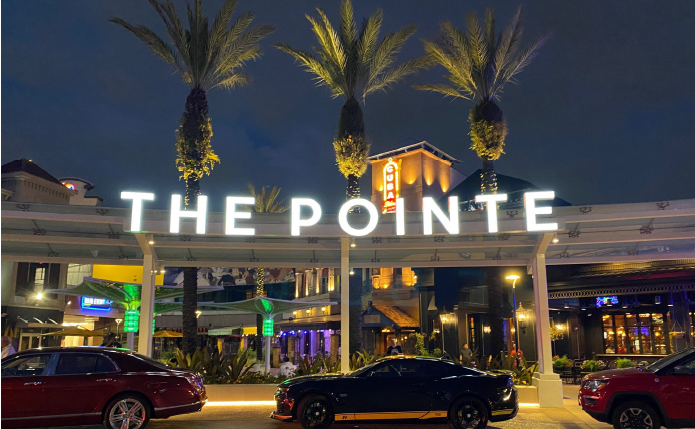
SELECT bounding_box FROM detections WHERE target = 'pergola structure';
[3,198,694,406]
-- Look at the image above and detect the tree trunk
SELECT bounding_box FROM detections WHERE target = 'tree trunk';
[480,159,498,194]
[486,268,505,358]
[336,97,368,212]
[182,267,198,355]
[256,313,263,361]
[178,87,210,356]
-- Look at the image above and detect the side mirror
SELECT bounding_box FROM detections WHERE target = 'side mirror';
[671,366,694,376]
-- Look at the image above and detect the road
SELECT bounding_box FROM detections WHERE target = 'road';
[39,386,611,429]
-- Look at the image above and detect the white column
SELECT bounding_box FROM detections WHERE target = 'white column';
[531,253,563,407]
[340,237,350,373]
[265,334,271,374]
[138,255,156,356]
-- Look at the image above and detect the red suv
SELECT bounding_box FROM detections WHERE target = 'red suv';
[579,348,695,429]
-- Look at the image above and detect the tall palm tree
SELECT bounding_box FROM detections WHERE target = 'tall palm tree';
[111,0,274,355]
[414,6,548,194]
[245,183,290,360]
[275,0,429,204]
[415,7,548,356]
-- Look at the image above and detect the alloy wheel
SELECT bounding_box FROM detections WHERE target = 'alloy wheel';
[456,400,484,429]
[619,408,653,429]
[302,399,328,428]
[109,398,146,429]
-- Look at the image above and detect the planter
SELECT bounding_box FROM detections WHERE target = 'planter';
[515,385,538,404]
[205,384,278,402]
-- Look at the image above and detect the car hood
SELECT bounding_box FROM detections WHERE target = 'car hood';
[281,373,345,386]
[586,368,643,380]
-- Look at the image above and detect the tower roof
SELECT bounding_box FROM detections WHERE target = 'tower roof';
[368,139,461,164]
[1,159,63,185]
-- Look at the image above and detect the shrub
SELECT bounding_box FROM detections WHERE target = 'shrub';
[172,347,253,384]
[616,358,634,369]
[432,348,443,358]
[409,333,429,356]
[581,360,598,372]
[552,355,571,372]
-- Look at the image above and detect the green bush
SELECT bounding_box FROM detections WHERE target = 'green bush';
[552,355,571,372]
[581,360,598,372]
[616,358,634,369]
[172,347,253,384]
[432,348,443,358]
[409,333,429,356]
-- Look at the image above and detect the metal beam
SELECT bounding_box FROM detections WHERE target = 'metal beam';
[1,234,140,248]
[340,237,349,374]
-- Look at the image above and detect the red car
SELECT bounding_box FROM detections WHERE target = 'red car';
[579,348,695,429]
[1,347,206,429]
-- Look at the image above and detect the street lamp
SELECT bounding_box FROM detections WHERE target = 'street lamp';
[506,275,521,354]
[115,318,123,338]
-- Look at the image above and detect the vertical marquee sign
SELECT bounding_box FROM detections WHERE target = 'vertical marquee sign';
[382,158,400,214]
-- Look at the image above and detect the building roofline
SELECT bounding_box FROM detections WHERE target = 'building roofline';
[368,140,461,164]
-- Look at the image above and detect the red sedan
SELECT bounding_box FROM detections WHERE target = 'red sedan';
[1,347,206,429]
[579,348,695,429]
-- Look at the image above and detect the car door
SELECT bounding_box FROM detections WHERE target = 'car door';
[1,353,53,420]
[42,352,121,420]
[656,354,695,420]
[354,360,433,419]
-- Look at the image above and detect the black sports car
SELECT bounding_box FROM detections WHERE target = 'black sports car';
[271,356,518,429]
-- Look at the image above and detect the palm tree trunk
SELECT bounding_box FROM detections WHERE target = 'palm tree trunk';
[481,159,498,194]
[255,267,266,361]
[486,268,505,357]
[179,87,210,356]
[337,96,367,212]
[182,267,198,355]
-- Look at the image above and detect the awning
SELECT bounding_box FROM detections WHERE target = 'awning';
[152,330,182,338]
[41,326,105,337]
[207,297,337,318]
[276,314,341,330]
[208,326,256,336]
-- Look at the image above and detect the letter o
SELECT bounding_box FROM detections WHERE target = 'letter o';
[338,199,379,236]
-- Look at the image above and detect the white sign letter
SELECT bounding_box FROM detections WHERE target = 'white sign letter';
[524,191,558,231]
[423,197,459,235]
[475,194,508,233]
[291,198,322,236]
[121,191,155,232]
[170,194,207,234]
[225,197,255,235]
[338,199,379,237]
[396,198,405,236]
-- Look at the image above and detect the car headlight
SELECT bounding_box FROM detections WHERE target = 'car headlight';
[584,380,608,391]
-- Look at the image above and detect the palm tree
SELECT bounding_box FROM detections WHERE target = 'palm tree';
[414,6,548,194]
[415,7,548,356]
[245,183,290,359]
[111,0,274,354]
[275,0,429,204]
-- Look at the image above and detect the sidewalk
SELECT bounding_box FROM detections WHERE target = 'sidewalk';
[492,385,612,429]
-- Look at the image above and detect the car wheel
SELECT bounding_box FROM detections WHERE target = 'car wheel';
[103,394,151,429]
[449,396,488,429]
[297,394,334,429]
[611,401,661,429]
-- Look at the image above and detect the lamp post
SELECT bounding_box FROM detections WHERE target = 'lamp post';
[115,318,123,339]
[506,275,521,358]
[439,314,449,356]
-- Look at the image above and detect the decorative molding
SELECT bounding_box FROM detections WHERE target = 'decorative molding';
[179,235,191,242]
[307,237,319,244]
[16,204,30,211]
[498,233,511,241]
[579,206,592,214]
[245,237,256,243]
[549,284,695,299]
[506,210,519,218]
[95,208,109,216]
[433,235,445,243]
[371,237,382,244]
[656,202,670,210]
[107,232,120,239]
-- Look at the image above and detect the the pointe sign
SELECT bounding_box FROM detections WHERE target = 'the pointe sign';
[121,191,558,236]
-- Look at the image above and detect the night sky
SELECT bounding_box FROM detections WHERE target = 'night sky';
[3,1,695,212]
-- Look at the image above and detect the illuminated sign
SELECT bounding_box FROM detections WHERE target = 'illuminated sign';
[81,296,112,311]
[121,190,559,236]
[596,296,618,307]
[263,319,274,336]
[382,158,400,214]
[64,182,76,191]
[123,310,139,332]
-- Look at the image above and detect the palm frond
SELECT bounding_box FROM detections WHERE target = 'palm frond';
[109,17,182,72]
[356,9,383,79]
[274,43,344,97]
[214,72,250,90]
[492,6,522,86]
[246,183,290,214]
[364,55,430,97]
[497,33,549,96]
[412,83,470,99]
[367,23,417,85]
[339,0,357,52]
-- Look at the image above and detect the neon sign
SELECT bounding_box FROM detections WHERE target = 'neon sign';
[596,296,618,307]
[382,158,400,214]
[81,296,112,311]
[121,190,559,236]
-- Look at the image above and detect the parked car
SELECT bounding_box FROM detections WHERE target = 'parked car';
[1,347,206,429]
[579,348,695,429]
[271,356,517,429]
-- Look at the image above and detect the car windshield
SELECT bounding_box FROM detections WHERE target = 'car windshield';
[643,349,694,373]
[349,361,381,377]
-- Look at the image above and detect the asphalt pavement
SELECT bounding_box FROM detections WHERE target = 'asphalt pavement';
[38,385,612,429]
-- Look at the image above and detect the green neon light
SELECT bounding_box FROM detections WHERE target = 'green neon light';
[261,299,272,313]
[124,310,139,332]
[263,318,273,336]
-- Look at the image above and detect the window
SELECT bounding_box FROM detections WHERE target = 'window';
[422,361,455,378]
[396,361,422,377]
[602,315,615,353]
[15,262,60,298]
[371,363,401,378]
[652,313,667,355]
[55,353,99,375]
[1,354,51,377]
[96,356,118,373]
[627,314,640,353]
[639,313,653,354]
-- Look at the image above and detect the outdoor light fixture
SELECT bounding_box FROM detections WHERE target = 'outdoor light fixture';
[35,292,43,300]
[552,235,559,243]
[350,238,356,248]
[148,240,155,245]
[483,326,491,333]
[655,296,662,305]
[195,310,202,318]
[349,269,355,275]
[564,301,569,309]
[160,268,165,274]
